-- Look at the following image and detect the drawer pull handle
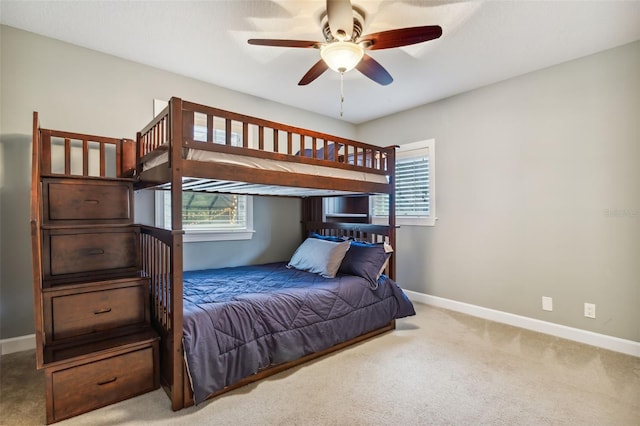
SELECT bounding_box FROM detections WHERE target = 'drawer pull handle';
[85,248,105,255]
[97,377,117,386]
[93,307,112,315]
[84,199,100,205]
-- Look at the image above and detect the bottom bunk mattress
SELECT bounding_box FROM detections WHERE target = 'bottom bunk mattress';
[182,262,415,403]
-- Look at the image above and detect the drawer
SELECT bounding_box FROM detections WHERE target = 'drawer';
[50,345,156,423]
[42,178,133,225]
[44,280,148,343]
[42,227,140,282]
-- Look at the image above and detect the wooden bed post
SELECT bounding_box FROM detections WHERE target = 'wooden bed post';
[387,146,397,281]
[169,97,185,410]
[30,112,45,369]
[135,131,143,178]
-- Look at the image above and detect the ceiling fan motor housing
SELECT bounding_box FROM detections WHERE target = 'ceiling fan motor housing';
[321,10,364,43]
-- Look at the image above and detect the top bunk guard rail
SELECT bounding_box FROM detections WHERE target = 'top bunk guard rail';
[138,104,170,162]
[136,98,396,194]
[37,127,135,179]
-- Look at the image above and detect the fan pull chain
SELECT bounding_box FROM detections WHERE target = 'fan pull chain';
[340,71,345,118]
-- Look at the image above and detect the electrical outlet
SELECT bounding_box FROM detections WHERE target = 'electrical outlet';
[542,296,553,311]
[584,303,596,319]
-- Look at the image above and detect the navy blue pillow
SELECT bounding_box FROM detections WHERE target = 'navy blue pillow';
[338,241,390,285]
[297,143,343,160]
[308,232,346,243]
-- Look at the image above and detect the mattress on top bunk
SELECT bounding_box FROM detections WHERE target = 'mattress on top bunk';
[143,149,389,184]
[182,262,415,404]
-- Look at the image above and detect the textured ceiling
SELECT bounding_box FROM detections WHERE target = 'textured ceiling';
[2,0,639,123]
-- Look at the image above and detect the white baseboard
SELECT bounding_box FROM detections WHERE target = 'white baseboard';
[3,294,638,358]
[0,334,36,355]
[405,290,640,358]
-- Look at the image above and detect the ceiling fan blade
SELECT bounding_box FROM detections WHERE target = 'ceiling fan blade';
[356,54,393,86]
[298,60,329,86]
[360,25,443,50]
[248,39,320,48]
[326,0,353,40]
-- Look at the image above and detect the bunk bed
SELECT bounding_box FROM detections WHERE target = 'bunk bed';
[32,97,414,416]
[134,97,415,409]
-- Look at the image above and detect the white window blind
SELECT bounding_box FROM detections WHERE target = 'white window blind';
[373,139,436,226]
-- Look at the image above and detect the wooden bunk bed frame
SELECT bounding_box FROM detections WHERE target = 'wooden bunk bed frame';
[31,97,399,413]
[136,98,398,410]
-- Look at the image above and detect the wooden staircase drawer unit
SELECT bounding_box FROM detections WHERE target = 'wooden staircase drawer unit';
[42,178,133,225]
[44,280,148,343]
[42,227,140,282]
[47,343,157,423]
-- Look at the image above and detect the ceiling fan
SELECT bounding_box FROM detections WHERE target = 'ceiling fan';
[248,0,443,86]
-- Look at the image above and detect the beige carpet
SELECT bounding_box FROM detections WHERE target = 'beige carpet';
[2,303,639,425]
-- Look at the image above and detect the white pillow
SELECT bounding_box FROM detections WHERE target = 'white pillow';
[287,238,351,278]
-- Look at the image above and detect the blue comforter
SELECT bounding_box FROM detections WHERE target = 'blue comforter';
[182,262,415,404]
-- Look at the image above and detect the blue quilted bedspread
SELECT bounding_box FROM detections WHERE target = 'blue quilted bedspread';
[182,262,415,404]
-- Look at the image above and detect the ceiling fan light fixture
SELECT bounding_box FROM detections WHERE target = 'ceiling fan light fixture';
[320,41,364,73]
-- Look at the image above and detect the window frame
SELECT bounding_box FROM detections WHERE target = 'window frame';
[155,191,254,242]
[373,139,437,227]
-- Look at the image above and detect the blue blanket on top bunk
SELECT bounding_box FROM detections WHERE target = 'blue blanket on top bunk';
[181,262,415,404]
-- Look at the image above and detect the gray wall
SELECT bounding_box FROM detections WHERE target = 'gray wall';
[357,41,640,342]
[2,25,638,344]
[182,196,302,271]
[0,25,355,339]
[0,135,34,340]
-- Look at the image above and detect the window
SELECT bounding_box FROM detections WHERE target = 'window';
[155,191,254,242]
[373,139,436,226]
